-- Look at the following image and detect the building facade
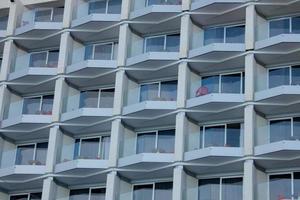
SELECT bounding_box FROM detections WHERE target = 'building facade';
[0,0,298,199]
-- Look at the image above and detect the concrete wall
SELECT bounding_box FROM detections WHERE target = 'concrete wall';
[59,134,75,162]
[0,140,16,168]
[121,127,136,157]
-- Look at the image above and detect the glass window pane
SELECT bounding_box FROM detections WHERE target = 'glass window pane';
[198,178,220,200]
[80,90,99,108]
[293,117,300,140]
[160,80,177,101]
[269,174,292,200]
[52,7,64,22]
[202,76,219,94]
[292,16,300,33]
[140,83,159,101]
[204,125,225,147]
[41,95,54,115]
[30,193,42,200]
[145,36,165,52]
[47,50,59,68]
[154,182,172,200]
[226,123,241,147]
[107,0,122,14]
[0,15,8,30]
[204,27,224,45]
[292,65,300,85]
[35,142,48,165]
[91,188,106,200]
[270,18,290,37]
[221,73,241,93]
[294,172,300,199]
[221,178,243,200]
[157,130,175,153]
[200,127,203,149]
[99,88,114,108]
[29,52,47,67]
[89,0,107,14]
[35,9,52,22]
[80,138,100,159]
[270,119,292,143]
[84,45,94,60]
[225,25,245,43]
[269,67,290,88]
[23,97,41,114]
[16,144,35,165]
[69,189,90,200]
[74,139,80,159]
[166,34,180,52]
[133,184,153,200]
[137,132,156,153]
[101,136,110,160]
[94,44,113,60]
[10,195,29,200]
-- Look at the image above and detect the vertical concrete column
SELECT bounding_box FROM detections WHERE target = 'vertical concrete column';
[52,77,68,122]
[6,1,20,36]
[63,0,75,28]
[179,14,191,59]
[117,24,130,67]
[0,40,15,81]
[41,177,57,200]
[113,70,126,116]
[121,0,132,20]
[245,53,256,102]
[244,104,255,156]
[172,166,186,200]
[243,160,256,200]
[0,85,8,120]
[182,0,191,11]
[0,191,8,200]
[177,62,189,108]
[245,4,256,50]
[109,119,123,167]
[175,112,188,161]
[46,126,63,173]
[105,171,120,200]
[57,32,72,74]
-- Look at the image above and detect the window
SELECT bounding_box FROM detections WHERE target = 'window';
[70,188,106,200]
[140,80,177,101]
[200,73,244,96]
[137,129,175,154]
[146,0,180,6]
[198,177,243,200]
[15,142,48,165]
[79,88,114,108]
[200,123,241,148]
[269,117,300,142]
[29,50,59,68]
[133,182,173,200]
[144,34,180,52]
[0,15,8,30]
[74,136,110,160]
[204,25,245,45]
[34,7,64,22]
[22,95,54,115]
[269,174,292,200]
[10,193,42,200]
[88,0,121,14]
[269,16,300,37]
[84,43,114,60]
[269,65,300,88]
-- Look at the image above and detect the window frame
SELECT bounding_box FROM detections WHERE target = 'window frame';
[88,0,110,14]
[268,117,295,143]
[132,181,173,200]
[69,186,106,200]
[34,7,54,22]
[14,142,48,165]
[91,42,114,60]
[143,34,180,53]
[22,94,54,115]
[266,65,300,88]
[267,172,294,200]
[80,87,115,108]
[29,49,59,68]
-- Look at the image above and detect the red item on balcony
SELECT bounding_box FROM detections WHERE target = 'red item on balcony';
[196,86,209,97]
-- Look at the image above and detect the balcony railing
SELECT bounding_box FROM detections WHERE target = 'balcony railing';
[133,182,173,200]
[139,80,177,102]
[146,0,181,6]
[204,25,245,45]
[136,129,175,154]
[73,136,110,160]
[69,188,106,200]
[268,65,300,88]
[195,72,244,97]
[15,142,48,165]
[269,16,300,37]
[144,34,180,53]
[10,193,42,200]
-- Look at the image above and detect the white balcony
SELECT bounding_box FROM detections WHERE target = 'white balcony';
[15,7,63,37]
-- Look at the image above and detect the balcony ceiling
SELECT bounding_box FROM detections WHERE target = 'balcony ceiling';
[130,5,181,21]
[191,1,246,13]
[8,79,56,95]
[118,167,173,181]
[1,127,50,142]
[255,102,300,117]
[0,178,43,192]
[14,34,61,51]
[255,1,300,18]
[55,172,108,186]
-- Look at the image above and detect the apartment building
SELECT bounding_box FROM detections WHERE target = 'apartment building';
[0,0,298,199]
